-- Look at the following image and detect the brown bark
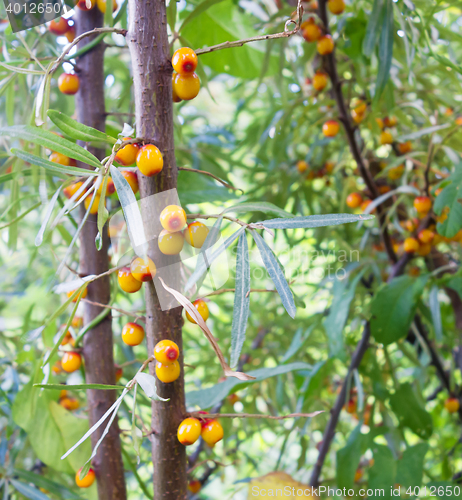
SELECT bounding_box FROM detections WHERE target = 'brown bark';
[75,8,127,500]
[127,1,188,498]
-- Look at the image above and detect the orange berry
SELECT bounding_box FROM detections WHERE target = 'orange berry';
[302,20,322,42]
[186,299,209,324]
[417,243,432,256]
[312,71,328,91]
[324,161,335,174]
[121,322,145,346]
[375,117,384,129]
[378,185,391,194]
[380,130,393,145]
[172,47,198,75]
[67,287,88,303]
[95,176,115,196]
[158,229,184,255]
[155,360,180,383]
[188,480,202,494]
[322,119,340,137]
[403,237,419,253]
[49,17,70,35]
[414,196,432,214]
[61,331,74,346]
[160,205,187,233]
[408,265,420,277]
[75,0,96,9]
[154,339,180,364]
[397,141,412,154]
[115,140,140,166]
[201,419,224,446]
[383,116,397,128]
[136,144,163,177]
[354,468,363,483]
[445,107,454,116]
[120,170,139,194]
[115,366,123,382]
[455,117,462,126]
[62,352,82,373]
[75,467,95,488]
[184,221,209,248]
[296,160,309,173]
[130,256,156,282]
[445,397,460,414]
[60,397,80,411]
[65,25,76,43]
[50,152,74,166]
[177,417,201,445]
[403,218,418,232]
[388,165,404,180]
[351,108,365,124]
[96,0,117,13]
[328,0,345,14]
[228,393,240,404]
[360,199,374,213]
[172,72,201,101]
[345,399,356,414]
[84,194,103,215]
[346,192,363,209]
[52,361,63,374]
[418,229,434,244]
[118,267,142,293]
[317,35,335,55]
[63,181,85,200]
[72,316,83,329]
[172,75,182,103]
[58,73,80,95]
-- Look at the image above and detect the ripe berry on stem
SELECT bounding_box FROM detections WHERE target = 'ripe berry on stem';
[301,18,322,42]
[63,181,84,200]
[115,139,140,166]
[158,229,184,255]
[322,120,340,137]
[404,237,419,253]
[312,70,328,91]
[60,397,80,410]
[328,0,345,14]
[201,419,224,446]
[445,397,460,414]
[346,192,363,209]
[383,116,397,128]
[296,160,308,173]
[188,480,202,494]
[317,35,334,55]
[154,339,180,364]
[172,72,201,101]
[49,17,70,35]
[397,141,412,154]
[121,322,145,346]
[172,47,198,74]
[414,196,432,214]
[75,0,96,9]
[75,468,95,488]
[118,267,142,293]
[95,176,115,196]
[130,257,156,282]
[67,288,87,302]
[50,152,75,167]
[96,0,117,13]
[418,229,434,244]
[177,417,201,445]
[186,298,209,324]
[58,73,80,95]
[84,194,103,215]
[62,352,82,373]
[184,221,209,248]
[120,170,139,194]
[160,205,187,232]
[136,144,163,177]
[155,360,180,383]
[380,131,393,145]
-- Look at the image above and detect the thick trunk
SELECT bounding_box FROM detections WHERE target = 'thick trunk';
[127,1,187,498]
[75,8,127,500]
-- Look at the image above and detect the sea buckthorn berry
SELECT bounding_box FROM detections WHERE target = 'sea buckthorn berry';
[312,71,328,91]
[228,393,239,404]
[354,469,363,483]
[375,117,384,129]
[49,17,70,35]
[380,130,393,145]
[301,18,322,42]
[50,152,75,166]
[121,170,139,194]
[177,417,201,445]
[417,243,432,257]
[351,108,365,124]
[172,47,198,75]
[67,287,88,303]
[201,419,224,447]
[72,316,83,328]
[84,194,103,215]
[346,192,363,209]
[60,397,80,411]
[172,72,201,101]
[172,75,182,103]
[158,229,184,255]
[154,339,180,364]
[383,116,397,128]
[75,0,96,10]
[404,237,419,253]
[52,361,63,374]
[63,181,85,200]
[155,360,180,383]
[388,165,404,181]
[160,205,187,233]
[186,299,209,324]
[296,160,308,173]
[96,0,117,13]
[95,176,115,196]
[60,389,68,399]
[414,196,432,214]
[345,398,356,414]
[75,467,95,488]
[322,119,340,137]
[58,73,80,95]
[418,229,434,244]
[445,397,460,414]
[354,101,367,115]
[403,218,418,232]
[121,322,145,346]
[360,200,374,213]
[115,366,123,382]
[62,352,82,373]
[130,256,156,282]
[328,0,345,14]
[136,144,163,177]
[118,267,142,293]
[397,141,412,154]
[65,25,76,43]
[184,221,209,248]
[115,140,140,166]
[188,480,202,494]
[456,116,462,126]
[61,331,74,346]
[378,185,391,194]
[317,35,335,55]
[324,161,335,174]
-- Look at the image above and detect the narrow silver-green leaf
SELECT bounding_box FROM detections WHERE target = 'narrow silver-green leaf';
[374,0,394,103]
[1,126,102,168]
[34,383,124,390]
[398,124,450,142]
[222,201,294,218]
[10,479,51,500]
[362,0,384,57]
[0,60,45,74]
[230,232,250,368]
[48,110,117,145]
[429,286,442,342]
[252,231,296,318]
[259,213,374,229]
[35,186,62,246]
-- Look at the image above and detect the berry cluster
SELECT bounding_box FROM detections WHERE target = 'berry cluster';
[171,48,201,102]
[177,413,224,447]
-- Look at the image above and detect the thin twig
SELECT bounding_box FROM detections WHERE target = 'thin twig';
[189,411,323,420]
[82,298,145,319]
[178,167,242,192]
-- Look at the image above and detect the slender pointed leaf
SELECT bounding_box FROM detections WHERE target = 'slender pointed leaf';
[259,213,374,229]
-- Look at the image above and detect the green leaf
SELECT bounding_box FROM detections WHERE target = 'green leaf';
[223,201,294,218]
[179,0,225,32]
[0,60,46,74]
[252,231,296,318]
[434,167,462,238]
[13,470,82,499]
[336,423,369,489]
[280,325,314,363]
[429,286,443,342]
[370,275,427,345]
[167,0,178,31]
[389,383,433,439]
[374,0,394,103]
[34,383,124,390]
[230,232,250,368]
[362,0,384,57]
[259,213,374,229]
[48,110,117,145]
[10,480,51,500]
[177,168,237,204]
[447,276,462,300]
[186,361,316,408]
[2,125,102,168]
[369,445,396,499]
[398,123,450,142]
[395,443,429,489]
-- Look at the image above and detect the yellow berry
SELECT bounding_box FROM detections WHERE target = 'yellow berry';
[177,417,201,446]
[75,468,95,488]
[84,194,103,215]
[172,72,200,101]
[380,131,393,145]
[160,205,187,233]
[50,152,75,166]
[136,144,163,177]
[58,73,80,95]
[172,47,198,74]
[317,35,334,55]
[403,237,419,253]
[188,480,202,494]
[63,181,85,200]
[186,299,209,324]
[418,229,434,244]
[154,339,180,364]
[445,397,460,414]
[121,170,139,194]
[115,140,140,166]
[118,267,142,293]
[322,119,340,137]
[346,192,363,209]
[62,352,82,373]
[121,322,145,346]
[155,360,180,383]
[130,257,156,282]
[96,0,117,13]
[328,0,345,14]
[388,165,404,180]
[158,229,184,255]
[414,196,432,214]
[201,419,224,446]
[296,160,309,173]
[312,71,328,91]
[67,288,88,303]
[60,397,80,411]
[184,221,209,248]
